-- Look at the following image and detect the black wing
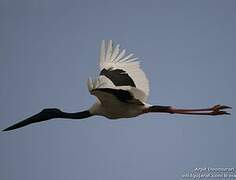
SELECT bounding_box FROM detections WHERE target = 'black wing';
[100,68,136,87]
[92,88,143,105]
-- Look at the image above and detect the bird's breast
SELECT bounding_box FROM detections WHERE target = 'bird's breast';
[93,101,144,119]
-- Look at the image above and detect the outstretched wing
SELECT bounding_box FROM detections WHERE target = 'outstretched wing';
[97,40,149,102]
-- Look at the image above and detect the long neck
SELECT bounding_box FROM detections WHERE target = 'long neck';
[59,110,92,119]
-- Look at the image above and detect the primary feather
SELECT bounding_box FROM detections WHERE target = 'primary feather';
[97,40,150,102]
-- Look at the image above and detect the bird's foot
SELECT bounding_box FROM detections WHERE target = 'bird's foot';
[210,104,232,115]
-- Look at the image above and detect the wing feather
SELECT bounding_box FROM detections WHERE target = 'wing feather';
[97,40,150,102]
[99,40,106,68]
[119,53,134,62]
[113,49,126,62]
[125,57,139,63]
[110,44,120,61]
[105,40,113,62]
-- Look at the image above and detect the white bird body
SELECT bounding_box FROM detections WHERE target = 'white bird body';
[87,40,150,119]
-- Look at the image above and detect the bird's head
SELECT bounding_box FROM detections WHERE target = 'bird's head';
[41,108,62,119]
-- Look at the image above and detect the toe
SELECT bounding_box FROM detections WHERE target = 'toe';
[220,105,232,109]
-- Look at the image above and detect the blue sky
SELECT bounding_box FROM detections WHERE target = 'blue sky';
[0,0,235,179]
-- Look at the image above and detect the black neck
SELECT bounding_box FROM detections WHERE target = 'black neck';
[59,110,92,119]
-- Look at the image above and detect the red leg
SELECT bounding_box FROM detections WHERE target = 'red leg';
[145,104,231,116]
[170,104,230,112]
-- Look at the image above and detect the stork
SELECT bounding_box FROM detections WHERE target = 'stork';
[3,40,231,131]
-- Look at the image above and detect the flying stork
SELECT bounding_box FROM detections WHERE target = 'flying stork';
[3,40,231,131]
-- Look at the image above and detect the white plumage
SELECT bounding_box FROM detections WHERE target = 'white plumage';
[88,40,150,119]
[91,40,149,97]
